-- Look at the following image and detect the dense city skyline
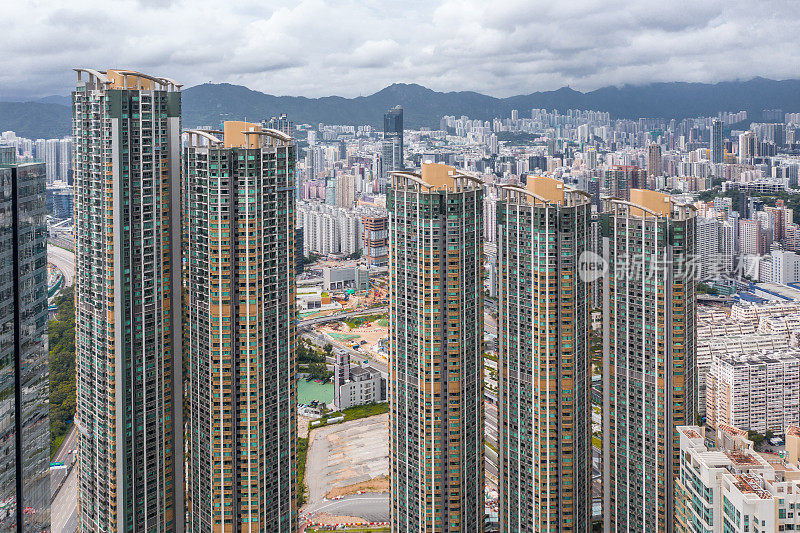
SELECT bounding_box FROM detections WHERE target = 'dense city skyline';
[4,50,800,532]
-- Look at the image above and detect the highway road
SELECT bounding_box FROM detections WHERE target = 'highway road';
[301,328,388,374]
[485,401,498,444]
[298,306,388,327]
[51,425,78,533]
[48,245,76,287]
[51,469,78,533]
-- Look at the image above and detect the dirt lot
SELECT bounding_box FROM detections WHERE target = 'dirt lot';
[326,474,390,499]
[304,413,389,507]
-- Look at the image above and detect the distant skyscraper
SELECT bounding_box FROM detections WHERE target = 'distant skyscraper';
[380,137,401,183]
[44,138,59,183]
[601,190,697,532]
[0,157,50,533]
[384,105,403,169]
[496,176,592,532]
[647,143,662,177]
[264,113,294,137]
[388,163,484,532]
[335,173,355,208]
[604,165,646,200]
[739,131,757,163]
[73,68,183,531]
[184,121,297,532]
[58,137,73,183]
[711,119,724,164]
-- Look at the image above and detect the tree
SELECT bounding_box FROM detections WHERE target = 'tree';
[324,343,333,357]
[697,283,719,295]
[49,286,77,456]
[748,430,765,445]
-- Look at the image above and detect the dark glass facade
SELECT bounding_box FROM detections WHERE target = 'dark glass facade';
[384,105,403,170]
[0,161,50,532]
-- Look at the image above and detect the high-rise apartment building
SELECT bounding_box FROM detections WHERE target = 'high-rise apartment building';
[361,212,388,267]
[183,121,297,531]
[0,157,50,532]
[739,131,757,163]
[711,119,724,164]
[706,351,800,434]
[496,176,592,532]
[388,163,484,532]
[73,68,183,531]
[603,165,646,200]
[647,143,662,177]
[739,218,764,256]
[601,190,697,531]
[335,173,355,208]
[44,138,59,183]
[384,105,403,170]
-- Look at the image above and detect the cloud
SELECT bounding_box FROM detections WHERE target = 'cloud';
[0,0,799,99]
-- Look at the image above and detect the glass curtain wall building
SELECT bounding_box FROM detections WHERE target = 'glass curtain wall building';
[496,176,592,532]
[388,162,484,533]
[0,158,50,532]
[73,68,183,532]
[183,121,297,532]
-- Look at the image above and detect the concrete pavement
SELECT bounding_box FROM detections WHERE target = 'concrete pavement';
[305,414,388,507]
[303,494,390,523]
[51,468,77,533]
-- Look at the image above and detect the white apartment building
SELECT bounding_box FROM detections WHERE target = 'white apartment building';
[698,306,729,322]
[706,351,800,434]
[333,351,387,410]
[739,218,764,256]
[697,318,757,339]
[760,312,800,347]
[731,301,800,322]
[771,249,800,284]
[297,201,383,257]
[675,425,800,533]
[697,216,723,279]
[696,333,790,417]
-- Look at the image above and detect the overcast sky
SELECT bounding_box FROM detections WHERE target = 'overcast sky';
[2,0,798,99]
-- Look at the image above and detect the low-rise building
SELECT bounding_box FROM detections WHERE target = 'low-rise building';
[323,265,369,291]
[676,425,800,533]
[731,300,800,322]
[333,351,387,410]
[759,312,800,347]
[697,318,757,339]
[706,351,800,434]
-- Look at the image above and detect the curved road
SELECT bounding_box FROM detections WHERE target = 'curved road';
[48,245,75,287]
[303,493,390,523]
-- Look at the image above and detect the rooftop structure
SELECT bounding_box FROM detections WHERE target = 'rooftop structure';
[676,425,800,532]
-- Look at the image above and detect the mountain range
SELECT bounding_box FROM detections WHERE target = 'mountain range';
[2,77,800,140]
